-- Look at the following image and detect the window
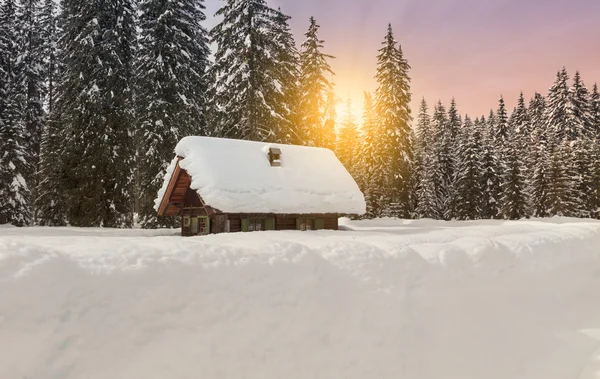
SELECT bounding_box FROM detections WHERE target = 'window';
[248,218,265,231]
[297,218,314,231]
[183,216,190,227]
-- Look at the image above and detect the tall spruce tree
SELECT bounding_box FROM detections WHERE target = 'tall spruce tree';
[54,0,137,227]
[480,112,501,219]
[272,7,301,144]
[589,140,600,219]
[591,84,600,139]
[136,0,211,228]
[336,97,359,178]
[499,128,529,220]
[18,0,45,178]
[373,24,413,218]
[298,16,335,147]
[568,70,592,139]
[0,0,32,226]
[495,96,510,143]
[360,91,384,218]
[36,0,65,226]
[211,0,286,142]
[431,101,451,218]
[545,68,571,143]
[444,98,461,219]
[547,141,580,216]
[528,93,551,217]
[453,116,483,220]
[414,98,439,219]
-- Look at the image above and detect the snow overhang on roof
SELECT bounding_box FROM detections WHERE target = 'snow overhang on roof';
[155,136,366,215]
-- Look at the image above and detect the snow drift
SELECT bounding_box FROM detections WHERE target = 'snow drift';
[1,218,600,379]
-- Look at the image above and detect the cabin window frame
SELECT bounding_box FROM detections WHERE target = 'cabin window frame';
[297,217,325,231]
[183,216,191,228]
[247,218,265,232]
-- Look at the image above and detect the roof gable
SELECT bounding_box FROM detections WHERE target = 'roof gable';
[156,137,366,215]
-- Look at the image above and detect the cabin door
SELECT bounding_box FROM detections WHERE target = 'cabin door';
[191,217,199,235]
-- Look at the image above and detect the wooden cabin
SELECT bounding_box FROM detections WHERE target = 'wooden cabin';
[155,137,366,236]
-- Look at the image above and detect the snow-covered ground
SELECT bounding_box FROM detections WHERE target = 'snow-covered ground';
[1,218,600,379]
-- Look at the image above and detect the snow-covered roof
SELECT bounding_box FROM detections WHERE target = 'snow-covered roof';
[155,137,366,215]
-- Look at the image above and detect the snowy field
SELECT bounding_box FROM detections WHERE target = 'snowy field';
[1,218,600,379]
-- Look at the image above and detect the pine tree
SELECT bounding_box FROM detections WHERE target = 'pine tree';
[39,0,58,114]
[528,93,551,217]
[591,84,600,139]
[495,96,510,143]
[442,98,461,219]
[499,128,529,220]
[480,113,501,219]
[211,0,286,142]
[18,0,46,177]
[589,140,600,219]
[336,97,359,178]
[414,98,439,219]
[0,0,31,226]
[572,138,593,218]
[547,141,580,216]
[55,0,137,227]
[545,68,571,143]
[359,92,383,218]
[272,7,301,145]
[568,71,592,139]
[530,141,551,218]
[431,101,451,218]
[298,16,335,147]
[453,116,483,220]
[36,0,65,226]
[136,0,211,228]
[373,24,413,218]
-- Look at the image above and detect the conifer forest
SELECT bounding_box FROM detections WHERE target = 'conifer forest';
[0,0,599,228]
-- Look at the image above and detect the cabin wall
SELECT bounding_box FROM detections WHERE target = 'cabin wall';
[179,212,340,237]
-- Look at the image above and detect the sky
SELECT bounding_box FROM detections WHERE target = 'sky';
[204,0,600,121]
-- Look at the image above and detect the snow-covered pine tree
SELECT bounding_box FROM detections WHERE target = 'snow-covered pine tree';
[568,71,593,140]
[211,0,286,142]
[0,0,32,226]
[297,16,335,147]
[545,68,571,144]
[495,96,510,143]
[135,0,211,228]
[414,98,440,219]
[546,141,581,217]
[336,97,360,178]
[359,92,384,218]
[527,92,551,217]
[444,98,461,219]
[39,0,58,114]
[431,101,451,219]
[18,0,45,181]
[591,84,600,140]
[453,116,483,220]
[272,7,302,145]
[565,71,591,217]
[373,24,413,218]
[571,138,593,218]
[414,98,432,166]
[480,112,501,219]
[512,92,530,147]
[589,139,600,219]
[35,0,65,226]
[499,126,530,220]
[56,0,137,227]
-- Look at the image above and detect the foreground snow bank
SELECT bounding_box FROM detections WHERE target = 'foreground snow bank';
[1,218,600,379]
